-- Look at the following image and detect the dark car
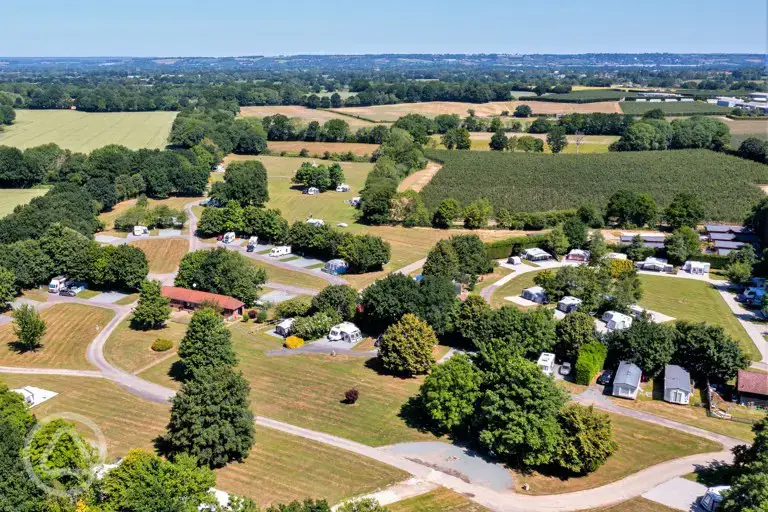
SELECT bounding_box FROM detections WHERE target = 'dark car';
[246,244,255,252]
[597,370,614,386]
[216,234,224,242]
[59,288,77,297]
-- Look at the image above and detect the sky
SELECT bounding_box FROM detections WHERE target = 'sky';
[2,0,767,56]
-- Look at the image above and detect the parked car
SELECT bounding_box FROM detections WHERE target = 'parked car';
[597,370,614,386]
[216,234,224,241]
[559,362,572,376]
[59,288,77,297]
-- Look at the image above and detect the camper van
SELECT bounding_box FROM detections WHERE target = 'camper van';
[328,322,363,343]
[48,275,68,294]
[246,236,259,252]
[222,232,236,244]
[269,246,292,258]
[335,183,350,192]
[537,353,556,376]
[133,225,149,236]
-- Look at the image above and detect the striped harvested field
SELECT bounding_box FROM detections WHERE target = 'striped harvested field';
[239,105,378,128]
[268,140,379,157]
[129,238,189,273]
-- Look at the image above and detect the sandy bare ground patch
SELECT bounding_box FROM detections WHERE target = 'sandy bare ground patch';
[760,184,768,195]
[398,161,442,192]
[715,117,768,135]
[267,140,380,157]
[332,101,621,122]
[239,106,376,128]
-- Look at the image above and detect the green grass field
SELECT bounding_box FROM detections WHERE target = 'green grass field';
[422,149,768,223]
[0,109,177,153]
[388,488,490,512]
[0,188,49,218]
[489,269,546,308]
[0,373,406,506]
[638,275,760,360]
[620,102,733,116]
[0,304,114,370]
[104,317,188,374]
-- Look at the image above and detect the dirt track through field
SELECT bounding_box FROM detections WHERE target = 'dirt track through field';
[397,161,442,192]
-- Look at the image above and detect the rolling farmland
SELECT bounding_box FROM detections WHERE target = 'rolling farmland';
[239,105,379,128]
[0,188,48,218]
[422,149,768,222]
[0,109,177,152]
[267,140,380,157]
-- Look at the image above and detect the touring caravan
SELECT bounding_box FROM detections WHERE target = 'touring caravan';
[328,322,363,343]
[246,236,259,252]
[133,225,149,236]
[269,246,292,258]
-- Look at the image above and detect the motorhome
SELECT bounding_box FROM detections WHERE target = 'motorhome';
[269,246,292,258]
[133,225,149,236]
[537,352,556,376]
[246,236,259,252]
[328,322,363,343]
[48,275,68,294]
[222,232,236,244]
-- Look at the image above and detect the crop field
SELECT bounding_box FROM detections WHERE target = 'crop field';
[638,275,760,360]
[534,90,636,102]
[104,317,188,374]
[331,100,622,122]
[129,238,189,273]
[437,133,618,154]
[0,188,48,218]
[0,109,177,152]
[620,101,734,116]
[718,117,768,147]
[388,488,490,512]
[0,304,114,370]
[267,140,380,157]
[512,412,721,495]
[421,149,768,222]
[0,374,406,505]
[239,105,378,129]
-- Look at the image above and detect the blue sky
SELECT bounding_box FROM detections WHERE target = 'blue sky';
[3,0,766,56]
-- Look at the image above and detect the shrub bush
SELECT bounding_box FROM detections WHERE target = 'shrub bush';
[248,309,257,319]
[284,336,304,349]
[256,310,268,323]
[275,299,312,319]
[291,311,340,340]
[575,340,608,385]
[344,389,359,404]
[485,234,549,259]
[151,338,173,352]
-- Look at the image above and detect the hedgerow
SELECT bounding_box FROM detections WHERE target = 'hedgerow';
[575,340,608,385]
[422,149,768,223]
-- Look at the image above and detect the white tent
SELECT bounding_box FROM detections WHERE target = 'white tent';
[683,261,711,275]
[13,386,58,407]
[557,296,582,313]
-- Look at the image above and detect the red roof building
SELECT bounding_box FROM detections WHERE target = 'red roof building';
[736,369,768,407]
[161,286,245,319]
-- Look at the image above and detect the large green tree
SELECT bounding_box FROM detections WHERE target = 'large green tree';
[556,311,596,361]
[131,279,171,330]
[546,126,569,154]
[163,366,254,468]
[608,318,676,378]
[211,160,269,207]
[673,321,750,383]
[178,308,237,380]
[378,313,437,376]
[664,193,705,230]
[0,266,16,310]
[311,285,358,321]
[175,248,267,306]
[555,405,617,475]
[422,239,459,280]
[12,304,47,352]
[664,226,700,265]
[420,353,482,433]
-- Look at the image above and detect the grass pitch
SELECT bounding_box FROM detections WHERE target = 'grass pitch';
[129,238,189,273]
[0,109,177,153]
[0,303,114,370]
[0,188,49,218]
[388,487,490,511]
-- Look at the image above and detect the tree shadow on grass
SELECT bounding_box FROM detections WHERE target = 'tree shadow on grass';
[168,360,186,382]
[398,395,440,435]
[6,341,43,354]
[688,459,739,487]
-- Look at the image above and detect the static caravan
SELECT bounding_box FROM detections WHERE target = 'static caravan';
[328,322,363,343]
[602,311,633,331]
[133,225,149,236]
[537,353,556,376]
[521,286,547,304]
[557,296,582,314]
[683,261,711,275]
[275,318,294,337]
[637,257,674,273]
[612,361,642,400]
[335,183,351,192]
[269,246,292,258]
[48,275,68,294]
[663,365,692,405]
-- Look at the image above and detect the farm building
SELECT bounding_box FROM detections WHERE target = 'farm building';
[736,369,768,407]
[521,248,552,261]
[663,365,692,405]
[602,310,633,331]
[606,252,628,260]
[12,386,58,407]
[323,259,349,275]
[612,361,642,400]
[275,318,294,337]
[749,92,768,102]
[537,352,556,376]
[619,232,666,249]
[161,286,245,319]
[566,249,590,262]
[637,257,674,273]
[682,261,711,275]
[557,296,582,314]
[521,286,547,304]
[713,240,750,256]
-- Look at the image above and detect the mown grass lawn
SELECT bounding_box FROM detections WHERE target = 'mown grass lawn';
[490,269,548,308]
[0,188,48,218]
[104,317,188,374]
[141,325,440,447]
[583,497,678,512]
[512,412,722,495]
[638,275,760,360]
[115,293,139,305]
[98,196,200,233]
[129,238,189,273]
[0,373,406,506]
[251,258,332,291]
[0,304,114,370]
[388,487,490,512]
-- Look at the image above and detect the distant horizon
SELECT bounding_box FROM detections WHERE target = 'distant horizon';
[1,52,765,59]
